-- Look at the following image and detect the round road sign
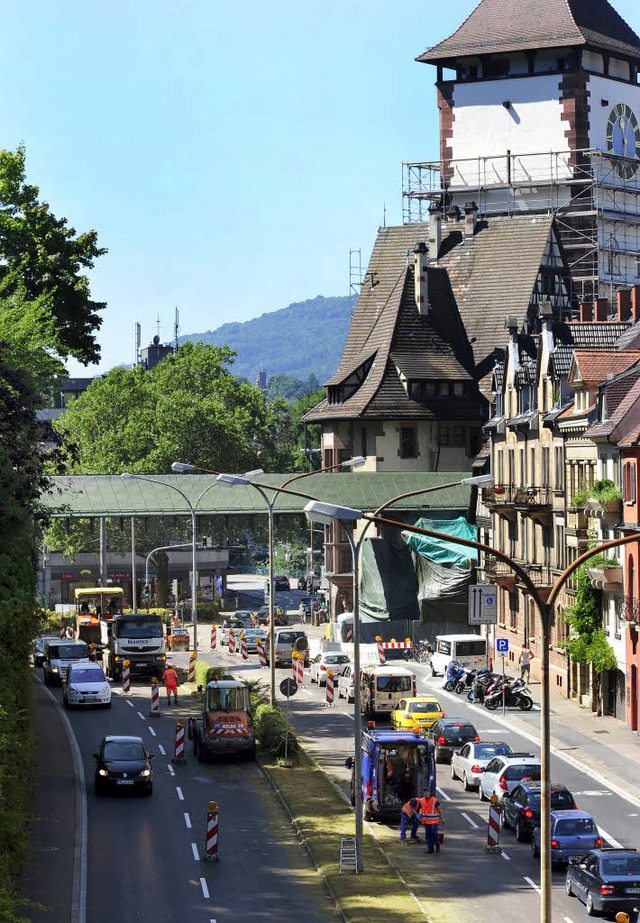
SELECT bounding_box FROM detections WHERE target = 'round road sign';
[279,678,298,697]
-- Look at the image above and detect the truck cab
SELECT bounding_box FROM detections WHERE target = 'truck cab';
[346,727,436,822]
[188,679,256,761]
[105,612,166,680]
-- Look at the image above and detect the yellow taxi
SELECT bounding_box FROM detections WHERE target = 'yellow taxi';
[390,696,445,731]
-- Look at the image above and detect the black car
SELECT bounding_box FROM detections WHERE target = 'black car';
[426,718,480,763]
[501,780,577,841]
[274,576,290,591]
[94,736,154,796]
[33,634,60,668]
[566,848,640,918]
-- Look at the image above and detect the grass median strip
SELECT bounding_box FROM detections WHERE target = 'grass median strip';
[262,753,430,923]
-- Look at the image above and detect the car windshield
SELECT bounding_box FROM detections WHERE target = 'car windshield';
[104,741,145,760]
[70,668,106,683]
[602,856,640,876]
[409,701,441,713]
[555,818,596,836]
[476,744,512,759]
[53,644,87,659]
[206,686,247,712]
[115,617,163,639]
[325,655,350,664]
[376,675,413,693]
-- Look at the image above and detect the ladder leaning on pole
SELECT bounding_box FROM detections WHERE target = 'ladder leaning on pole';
[339,836,358,873]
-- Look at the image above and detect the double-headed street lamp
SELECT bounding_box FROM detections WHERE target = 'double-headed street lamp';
[303,472,493,873]
[121,472,220,651]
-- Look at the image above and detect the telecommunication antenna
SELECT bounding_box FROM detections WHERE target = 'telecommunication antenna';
[174,307,180,352]
[349,249,363,296]
[134,322,141,366]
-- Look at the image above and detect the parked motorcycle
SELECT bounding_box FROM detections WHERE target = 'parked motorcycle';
[484,676,533,711]
[467,670,499,704]
[455,666,490,694]
[443,659,466,691]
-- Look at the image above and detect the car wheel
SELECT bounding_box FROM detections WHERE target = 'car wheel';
[586,892,598,916]
[565,875,574,897]
[363,802,373,822]
[532,841,539,858]
[310,673,316,683]
[515,818,526,842]
[463,773,473,792]
[431,664,437,677]
[104,701,112,709]
[450,762,457,780]
[63,695,70,709]
[478,784,486,802]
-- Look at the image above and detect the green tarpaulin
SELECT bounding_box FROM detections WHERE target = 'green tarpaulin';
[403,516,478,567]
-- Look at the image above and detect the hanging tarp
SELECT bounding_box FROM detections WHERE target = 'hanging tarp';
[403,516,478,567]
[414,552,473,633]
[359,536,420,624]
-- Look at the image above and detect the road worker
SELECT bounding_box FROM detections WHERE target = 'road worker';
[399,797,422,843]
[161,664,179,705]
[419,788,443,853]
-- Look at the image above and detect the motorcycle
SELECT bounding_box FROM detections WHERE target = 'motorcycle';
[455,666,490,694]
[467,670,498,704]
[484,676,533,711]
[443,659,466,692]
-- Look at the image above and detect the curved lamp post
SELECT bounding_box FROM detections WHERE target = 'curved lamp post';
[121,472,221,651]
[364,510,640,923]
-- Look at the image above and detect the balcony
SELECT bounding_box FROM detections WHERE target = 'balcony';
[566,507,589,544]
[586,564,623,591]
[517,563,554,602]
[585,496,622,523]
[616,595,640,625]
[513,487,553,523]
[482,485,516,520]
[483,554,516,590]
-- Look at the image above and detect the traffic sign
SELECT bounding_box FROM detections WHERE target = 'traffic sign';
[279,678,298,697]
[469,584,498,624]
[496,638,509,653]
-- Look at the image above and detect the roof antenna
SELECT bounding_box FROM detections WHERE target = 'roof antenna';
[383,202,387,227]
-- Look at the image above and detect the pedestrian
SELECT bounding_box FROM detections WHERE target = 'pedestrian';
[399,798,421,843]
[166,619,173,651]
[298,601,307,625]
[420,788,443,854]
[518,645,533,680]
[162,664,179,705]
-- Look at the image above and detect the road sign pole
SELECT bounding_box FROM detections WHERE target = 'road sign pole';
[502,655,506,716]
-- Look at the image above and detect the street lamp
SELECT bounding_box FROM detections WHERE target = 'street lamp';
[121,472,220,651]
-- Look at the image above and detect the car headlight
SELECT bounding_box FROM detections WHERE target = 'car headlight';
[52,665,59,672]
[139,769,151,778]
[98,769,109,777]
[68,686,81,697]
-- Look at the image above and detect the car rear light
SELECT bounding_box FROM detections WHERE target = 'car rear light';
[471,763,482,774]
[437,736,446,745]
[474,735,480,742]
[523,808,533,819]
[413,682,417,696]
[498,775,508,790]
[599,886,615,896]
[550,839,560,848]
[594,837,602,847]
[365,781,372,797]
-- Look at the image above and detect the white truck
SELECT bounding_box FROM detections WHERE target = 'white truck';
[104,613,166,680]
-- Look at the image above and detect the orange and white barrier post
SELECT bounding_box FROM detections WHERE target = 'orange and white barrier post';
[172,718,187,765]
[292,651,303,685]
[122,659,131,694]
[345,624,353,643]
[256,639,267,667]
[59,623,66,639]
[376,636,386,665]
[149,678,160,718]
[228,628,235,654]
[485,801,501,853]
[210,625,217,650]
[188,651,197,684]
[241,632,248,661]
[325,669,335,707]
[203,800,219,861]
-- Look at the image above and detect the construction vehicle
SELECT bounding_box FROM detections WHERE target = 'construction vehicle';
[187,678,256,761]
[104,611,166,681]
[74,587,124,649]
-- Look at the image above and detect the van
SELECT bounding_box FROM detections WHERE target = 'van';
[429,633,487,677]
[43,640,89,686]
[360,664,416,717]
[265,629,310,667]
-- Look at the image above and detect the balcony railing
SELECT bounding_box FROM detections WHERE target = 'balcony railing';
[513,487,552,508]
[523,563,554,588]
[616,595,640,624]
[482,485,516,506]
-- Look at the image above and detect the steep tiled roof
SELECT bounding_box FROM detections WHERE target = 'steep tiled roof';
[571,349,640,386]
[585,365,640,442]
[364,360,482,421]
[417,0,640,64]
[551,322,630,376]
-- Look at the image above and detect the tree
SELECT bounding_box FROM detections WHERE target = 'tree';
[0,147,106,365]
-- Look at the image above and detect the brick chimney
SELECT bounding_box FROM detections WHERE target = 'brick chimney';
[618,289,632,322]
[632,285,640,322]
[413,242,429,317]
[464,201,478,237]
[579,302,593,322]
[428,202,442,263]
[594,297,609,322]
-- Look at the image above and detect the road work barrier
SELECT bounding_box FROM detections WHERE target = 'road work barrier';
[292,651,304,685]
[188,651,197,684]
[325,669,335,706]
[376,636,386,665]
[149,679,160,717]
[172,718,187,765]
[203,801,219,861]
[241,633,248,661]
[256,639,267,667]
[485,802,501,853]
[228,628,235,654]
[210,625,217,650]
[122,659,131,694]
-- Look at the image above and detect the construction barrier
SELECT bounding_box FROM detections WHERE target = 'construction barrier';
[228,628,235,654]
[325,669,335,706]
[210,625,217,650]
[345,625,353,643]
[188,651,197,684]
[376,636,386,665]
[59,623,66,640]
[292,652,304,685]
[241,633,248,661]
[383,640,412,651]
[485,802,501,853]
[149,679,160,718]
[172,718,187,765]
[203,800,219,861]
[256,639,267,667]
[122,659,131,694]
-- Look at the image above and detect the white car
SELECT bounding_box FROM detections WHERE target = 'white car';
[220,618,247,645]
[310,652,351,686]
[477,752,541,802]
[337,665,357,702]
[243,627,267,653]
[450,741,513,791]
[62,662,112,709]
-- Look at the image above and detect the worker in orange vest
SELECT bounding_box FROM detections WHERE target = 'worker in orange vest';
[161,665,179,705]
[420,788,442,853]
[399,798,421,842]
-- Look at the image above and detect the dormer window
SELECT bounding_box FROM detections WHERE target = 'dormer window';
[327,356,375,405]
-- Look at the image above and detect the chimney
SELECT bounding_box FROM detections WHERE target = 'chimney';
[579,301,593,322]
[464,200,478,237]
[428,201,442,263]
[413,242,429,316]
[594,297,609,322]
[632,285,640,322]
[617,289,632,322]
[446,204,461,222]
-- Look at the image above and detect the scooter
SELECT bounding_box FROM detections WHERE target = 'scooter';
[443,660,466,692]
[467,671,497,704]
[484,676,533,711]
[455,666,491,694]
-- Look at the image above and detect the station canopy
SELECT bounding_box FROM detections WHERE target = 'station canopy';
[41,472,476,519]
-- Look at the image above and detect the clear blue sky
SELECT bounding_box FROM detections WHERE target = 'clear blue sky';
[2,0,639,377]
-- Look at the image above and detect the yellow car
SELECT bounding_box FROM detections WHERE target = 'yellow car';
[390,696,445,731]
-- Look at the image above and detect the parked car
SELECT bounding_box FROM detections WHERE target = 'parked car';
[171,625,190,651]
[478,752,541,802]
[532,810,601,864]
[243,627,267,653]
[502,780,577,841]
[450,741,513,791]
[309,652,351,685]
[565,848,640,917]
[33,634,60,668]
[220,618,246,645]
[62,662,112,709]
[93,735,154,796]
[252,606,287,627]
[390,696,445,731]
[274,576,290,591]
[233,610,253,626]
[337,665,356,703]
[425,718,480,764]
[265,629,310,667]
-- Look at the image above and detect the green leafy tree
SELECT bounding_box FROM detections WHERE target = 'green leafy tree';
[0,146,106,365]
[564,566,617,714]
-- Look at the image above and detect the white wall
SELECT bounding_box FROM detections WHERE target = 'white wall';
[587,74,640,150]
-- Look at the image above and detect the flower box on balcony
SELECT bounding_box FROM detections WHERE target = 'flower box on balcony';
[494,487,505,495]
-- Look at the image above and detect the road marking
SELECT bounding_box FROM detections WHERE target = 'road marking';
[599,826,622,848]
[176,787,184,801]
[562,917,574,922]
[500,850,511,861]
[126,700,134,708]
[191,842,200,861]
[168,764,175,777]
[148,726,156,737]
[461,812,479,829]
[524,875,541,894]
[184,812,192,828]
[200,878,210,899]
[436,787,451,801]
[159,744,166,756]
[137,711,146,721]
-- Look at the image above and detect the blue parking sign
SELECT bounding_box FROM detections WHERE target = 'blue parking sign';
[496,638,509,653]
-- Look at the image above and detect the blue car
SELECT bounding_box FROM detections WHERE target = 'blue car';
[532,809,601,864]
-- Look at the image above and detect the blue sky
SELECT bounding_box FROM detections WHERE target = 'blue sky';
[2,0,640,376]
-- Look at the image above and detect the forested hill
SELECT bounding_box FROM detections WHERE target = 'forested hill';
[179,294,356,384]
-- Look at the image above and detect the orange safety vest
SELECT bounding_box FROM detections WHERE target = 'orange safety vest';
[162,668,178,686]
[401,799,420,816]
[420,795,440,824]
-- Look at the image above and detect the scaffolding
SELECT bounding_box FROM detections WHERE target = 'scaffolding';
[402,148,640,304]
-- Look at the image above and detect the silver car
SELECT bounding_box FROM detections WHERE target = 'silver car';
[309,652,352,686]
[450,741,513,790]
[243,627,267,653]
[478,752,541,802]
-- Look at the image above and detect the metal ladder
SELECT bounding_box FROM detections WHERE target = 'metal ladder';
[339,836,358,873]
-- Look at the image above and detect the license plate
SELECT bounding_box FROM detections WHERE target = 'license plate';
[116,779,134,785]
[626,888,640,894]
